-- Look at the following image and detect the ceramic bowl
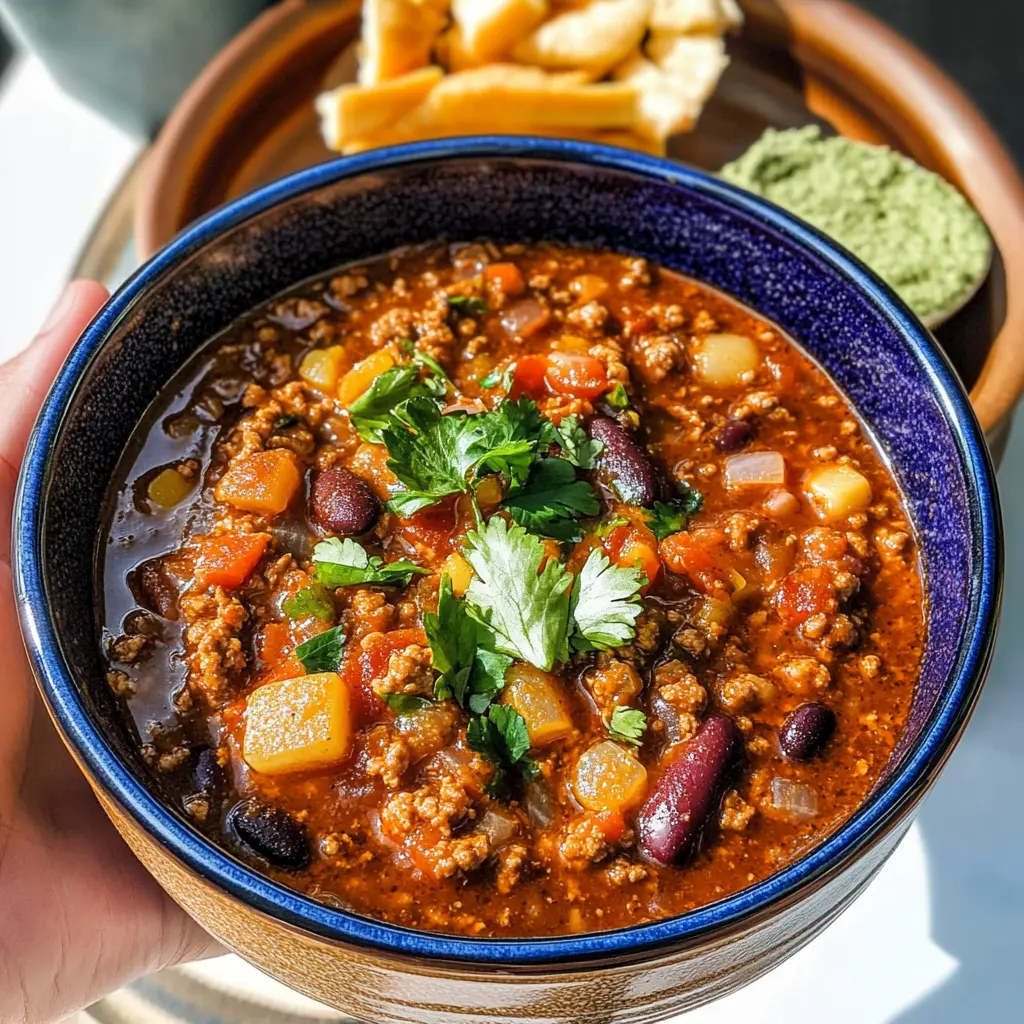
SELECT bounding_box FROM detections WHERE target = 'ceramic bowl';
[15,139,1002,1023]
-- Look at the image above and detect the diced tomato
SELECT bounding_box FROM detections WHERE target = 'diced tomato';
[194,532,270,590]
[349,627,429,723]
[622,312,654,339]
[485,262,525,297]
[544,350,608,399]
[221,696,247,732]
[402,824,444,875]
[604,522,661,589]
[775,566,835,627]
[254,621,304,683]
[594,809,627,842]
[767,356,798,391]
[399,495,459,558]
[510,353,550,400]
[659,531,728,596]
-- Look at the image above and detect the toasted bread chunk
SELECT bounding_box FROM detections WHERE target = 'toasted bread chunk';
[649,0,742,34]
[453,0,549,61]
[359,0,448,84]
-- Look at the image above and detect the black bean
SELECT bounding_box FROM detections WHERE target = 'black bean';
[586,415,658,507]
[309,467,380,537]
[227,798,310,869]
[778,703,836,761]
[637,714,744,866]
[711,418,753,453]
[194,747,224,796]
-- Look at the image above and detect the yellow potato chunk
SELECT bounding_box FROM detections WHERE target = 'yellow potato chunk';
[442,551,474,596]
[317,66,444,151]
[358,0,447,84]
[452,0,549,62]
[804,465,873,522]
[243,672,353,776]
[147,467,193,509]
[298,345,345,389]
[214,449,301,516]
[693,332,760,386]
[503,664,574,747]
[512,0,652,78]
[572,740,648,813]
[338,348,396,406]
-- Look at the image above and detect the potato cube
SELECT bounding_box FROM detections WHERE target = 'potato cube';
[503,664,574,747]
[147,467,194,509]
[298,345,345,389]
[215,449,301,516]
[804,465,873,522]
[693,332,760,386]
[572,740,648,812]
[338,348,396,406]
[244,672,353,775]
[453,0,549,62]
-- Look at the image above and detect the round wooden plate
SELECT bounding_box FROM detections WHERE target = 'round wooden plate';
[135,0,1024,448]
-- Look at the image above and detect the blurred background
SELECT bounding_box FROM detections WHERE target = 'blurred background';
[0,1,1020,1021]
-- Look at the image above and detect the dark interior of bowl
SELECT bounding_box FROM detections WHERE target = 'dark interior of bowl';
[40,153,980,857]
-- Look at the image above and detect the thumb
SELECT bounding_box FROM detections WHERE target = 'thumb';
[0,280,108,563]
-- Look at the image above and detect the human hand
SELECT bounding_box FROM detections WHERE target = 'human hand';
[0,282,218,1024]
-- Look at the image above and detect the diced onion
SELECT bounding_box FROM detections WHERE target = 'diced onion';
[500,297,549,338]
[524,780,555,829]
[724,451,786,488]
[770,777,818,821]
[477,809,518,849]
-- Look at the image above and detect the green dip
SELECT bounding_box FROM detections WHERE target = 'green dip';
[720,126,991,321]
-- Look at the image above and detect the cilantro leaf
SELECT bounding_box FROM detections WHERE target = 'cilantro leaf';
[594,515,629,538]
[468,396,554,486]
[608,706,647,747]
[312,537,427,588]
[382,398,483,515]
[447,295,488,318]
[424,575,512,714]
[643,490,704,541]
[463,517,572,671]
[282,582,334,621]
[294,625,346,673]
[349,364,445,442]
[467,704,539,797]
[605,384,630,409]
[501,458,600,541]
[569,547,645,652]
[383,694,433,715]
[552,414,603,469]
[480,368,503,389]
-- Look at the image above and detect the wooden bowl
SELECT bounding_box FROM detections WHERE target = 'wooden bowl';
[135,0,1024,447]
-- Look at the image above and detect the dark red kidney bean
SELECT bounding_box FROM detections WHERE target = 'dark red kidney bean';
[638,713,744,866]
[586,415,658,507]
[778,703,836,761]
[309,467,380,537]
[228,798,309,870]
[194,747,224,796]
[711,418,753,453]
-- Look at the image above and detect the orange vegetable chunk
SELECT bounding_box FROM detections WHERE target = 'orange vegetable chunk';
[194,532,270,590]
[485,261,526,296]
[214,449,301,516]
[572,739,648,813]
[503,664,573,747]
[243,672,353,775]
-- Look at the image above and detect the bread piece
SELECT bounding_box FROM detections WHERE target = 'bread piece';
[649,0,742,34]
[359,0,449,84]
[452,0,549,61]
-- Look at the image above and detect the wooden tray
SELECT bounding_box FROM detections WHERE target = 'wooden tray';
[134,0,1024,452]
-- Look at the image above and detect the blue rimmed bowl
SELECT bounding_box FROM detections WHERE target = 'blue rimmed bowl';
[14,139,1002,1022]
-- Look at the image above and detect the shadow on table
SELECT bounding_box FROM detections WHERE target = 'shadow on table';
[893,423,1024,1023]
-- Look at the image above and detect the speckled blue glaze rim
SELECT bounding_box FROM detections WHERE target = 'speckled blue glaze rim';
[15,137,1001,967]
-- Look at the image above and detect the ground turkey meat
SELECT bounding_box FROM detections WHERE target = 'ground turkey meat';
[630,334,685,383]
[345,591,396,638]
[496,843,530,894]
[560,814,614,866]
[372,644,434,697]
[181,588,247,702]
[654,660,707,740]
[775,656,830,695]
[718,672,775,713]
[606,857,649,885]
[719,790,756,831]
[585,660,643,717]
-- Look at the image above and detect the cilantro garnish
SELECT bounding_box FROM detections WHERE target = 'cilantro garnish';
[467,704,539,797]
[312,537,427,588]
[273,413,301,430]
[424,575,512,714]
[643,490,704,541]
[605,384,630,409]
[551,414,603,469]
[569,547,645,652]
[469,396,556,486]
[382,397,484,516]
[349,363,446,442]
[282,582,334,621]
[501,458,600,541]
[383,694,433,715]
[479,368,504,389]
[593,515,629,538]
[447,295,488,318]
[294,625,346,673]
[463,517,572,671]
[608,706,647,746]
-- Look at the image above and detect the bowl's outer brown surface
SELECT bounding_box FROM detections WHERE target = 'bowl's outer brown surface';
[134,0,1024,453]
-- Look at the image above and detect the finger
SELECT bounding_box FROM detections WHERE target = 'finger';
[0,280,108,564]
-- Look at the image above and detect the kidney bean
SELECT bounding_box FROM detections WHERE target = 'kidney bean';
[711,418,753,453]
[638,713,744,866]
[309,467,380,537]
[778,702,836,761]
[586,415,658,507]
[193,747,224,796]
[227,798,309,869]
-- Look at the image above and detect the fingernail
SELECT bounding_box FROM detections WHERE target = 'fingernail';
[38,283,78,336]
